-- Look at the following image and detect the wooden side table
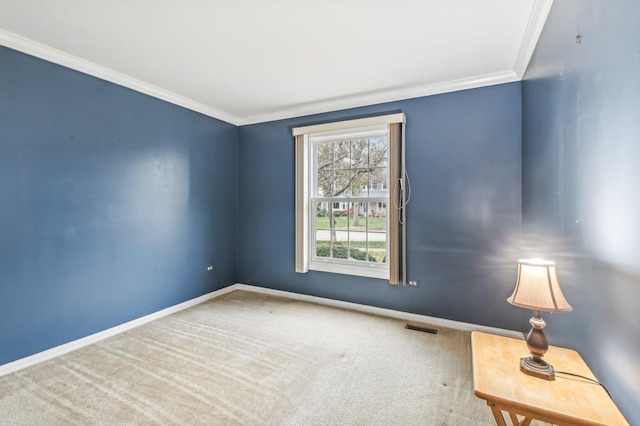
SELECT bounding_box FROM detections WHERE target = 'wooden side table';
[471,331,628,426]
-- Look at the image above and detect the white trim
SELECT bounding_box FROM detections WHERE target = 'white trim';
[309,260,389,280]
[513,0,554,79]
[1,27,538,127]
[293,113,405,136]
[232,284,524,339]
[296,134,310,273]
[0,286,237,377]
[313,197,387,203]
[1,0,552,130]
[309,124,388,143]
[245,71,517,126]
[0,282,522,376]
[0,29,239,126]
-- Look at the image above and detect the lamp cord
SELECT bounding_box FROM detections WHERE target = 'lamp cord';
[555,371,612,400]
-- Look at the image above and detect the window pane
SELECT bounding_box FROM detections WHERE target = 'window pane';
[369,137,388,168]
[368,239,387,264]
[333,140,350,170]
[347,202,365,231]
[369,203,387,230]
[370,202,387,263]
[308,123,392,270]
[332,169,353,197]
[314,207,331,258]
[316,143,333,169]
[369,167,388,193]
[350,139,369,169]
[312,200,388,264]
[315,202,330,230]
[316,170,332,197]
[348,231,369,262]
[350,169,368,196]
[315,241,331,258]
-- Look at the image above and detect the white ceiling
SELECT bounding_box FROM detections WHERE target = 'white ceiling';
[0,0,553,125]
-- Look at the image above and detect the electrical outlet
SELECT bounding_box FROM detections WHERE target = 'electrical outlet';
[408,280,419,287]
[207,266,213,271]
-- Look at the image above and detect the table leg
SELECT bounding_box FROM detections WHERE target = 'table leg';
[487,401,534,426]
[509,412,533,426]
[488,402,507,426]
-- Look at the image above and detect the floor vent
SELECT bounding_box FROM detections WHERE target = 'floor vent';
[405,324,438,334]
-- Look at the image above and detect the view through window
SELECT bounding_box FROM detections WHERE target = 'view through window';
[310,125,389,276]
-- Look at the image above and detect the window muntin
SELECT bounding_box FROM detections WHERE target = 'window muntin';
[309,125,389,277]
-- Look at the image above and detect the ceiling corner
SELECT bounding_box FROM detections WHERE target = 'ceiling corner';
[0,28,240,126]
[513,0,554,79]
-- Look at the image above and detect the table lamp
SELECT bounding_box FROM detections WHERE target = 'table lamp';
[507,259,572,380]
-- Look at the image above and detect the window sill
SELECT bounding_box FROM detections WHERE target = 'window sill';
[309,260,389,280]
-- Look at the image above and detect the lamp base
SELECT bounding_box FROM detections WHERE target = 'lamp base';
[520,356,555,380]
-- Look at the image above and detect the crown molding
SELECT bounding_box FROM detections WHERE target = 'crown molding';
[0,29,240,126]
[2,3,550,129]
[236,70,519,126]
[513,0,554,79]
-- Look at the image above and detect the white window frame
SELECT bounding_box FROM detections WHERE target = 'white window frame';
[294,113,405,281]
[309,124,389,279]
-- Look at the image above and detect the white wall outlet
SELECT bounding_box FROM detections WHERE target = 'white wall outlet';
[408,280,418,287]
[207,266,213,271]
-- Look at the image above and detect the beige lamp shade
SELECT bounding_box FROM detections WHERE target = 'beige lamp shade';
[508,259,573,312]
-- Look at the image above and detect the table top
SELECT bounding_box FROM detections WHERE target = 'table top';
[471,331,628,426]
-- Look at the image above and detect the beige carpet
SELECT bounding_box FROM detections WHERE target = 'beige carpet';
[0,290,543,425]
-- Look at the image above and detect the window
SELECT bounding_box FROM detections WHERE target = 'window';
[294,113,406,283]
[310,124,389,278]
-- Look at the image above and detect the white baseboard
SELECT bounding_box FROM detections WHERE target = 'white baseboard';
[1,282,521,377]
[0,285,238,377]
[231,283,523,339]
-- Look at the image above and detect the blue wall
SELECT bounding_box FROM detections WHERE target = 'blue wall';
[0,47,238,365]
[522,1,640,421]
[238,83,523,329]
[7,13,634,419]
